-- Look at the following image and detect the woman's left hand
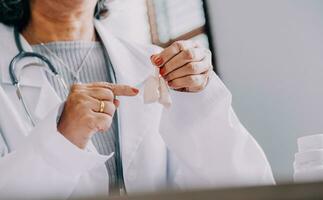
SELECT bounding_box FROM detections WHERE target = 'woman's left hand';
[151,40,213,92]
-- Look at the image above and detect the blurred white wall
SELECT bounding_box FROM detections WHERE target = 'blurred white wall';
[207,0,323,182]
[103,0,151,44]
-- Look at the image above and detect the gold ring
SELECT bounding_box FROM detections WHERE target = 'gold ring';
[99,100,105,113]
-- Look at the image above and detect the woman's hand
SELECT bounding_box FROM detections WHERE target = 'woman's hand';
[151,40,213,92]
[58,82,139,149]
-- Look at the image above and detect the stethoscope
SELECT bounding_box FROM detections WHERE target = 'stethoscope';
[9,27,126,195]
[10,27,69,127]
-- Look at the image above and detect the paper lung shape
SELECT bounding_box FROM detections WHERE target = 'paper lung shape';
[143,68,172,108]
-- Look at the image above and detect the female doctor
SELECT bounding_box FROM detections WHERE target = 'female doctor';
[0,0,275,199]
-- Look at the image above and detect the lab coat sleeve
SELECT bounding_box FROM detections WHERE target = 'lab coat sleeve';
[0,104,109,199]
[160,72,275,189]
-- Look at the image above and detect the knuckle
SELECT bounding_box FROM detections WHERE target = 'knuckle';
[106,101,116,113]
[70,85,77,92]
[187,63,198,73]
[70,93,85,105]
[97,88,113,99]
[201,76,208,85]
[70,84,81,92]
[189,75,199,84]
[184,49,195,60]
[97,81,106,85]
[106,89,114,98]
[194,84,205,92]
[66,93,76,104]
[173,41,184,50]
[68,92,77,100]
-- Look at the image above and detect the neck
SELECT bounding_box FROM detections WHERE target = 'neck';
[22,0,97,44]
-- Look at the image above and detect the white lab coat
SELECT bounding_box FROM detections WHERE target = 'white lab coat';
[0,20,275,199]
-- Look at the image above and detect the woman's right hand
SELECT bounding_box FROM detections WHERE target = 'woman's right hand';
[57,82,139,149]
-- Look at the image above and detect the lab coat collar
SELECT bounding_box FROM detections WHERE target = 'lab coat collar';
[94,20,153,87]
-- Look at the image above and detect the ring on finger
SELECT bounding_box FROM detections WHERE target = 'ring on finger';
[99,100,105,113]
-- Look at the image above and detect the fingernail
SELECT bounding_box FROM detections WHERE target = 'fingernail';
[113,99,120,107]
[154,56,163,66]
[132,88,139,93]
[150,55,156,60]
[160,67,166,76]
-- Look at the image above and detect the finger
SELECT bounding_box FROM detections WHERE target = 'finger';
[164,55,212,81]
[86,82,139,96]
[160,48,208,76]
[111,84,139,96]
[81,87,114,101]
[168,74,208,90]
[70,83,86,92]
[163,50,212,81]
[92,99,116,117]
[151,40,199,67]
[187,76,210,92]
[92,112,113,132]
[160,48,207,76]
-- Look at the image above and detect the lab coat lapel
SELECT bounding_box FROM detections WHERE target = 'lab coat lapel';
[0,26,61,125]
[94,20,152,86]
[94,21,157,173]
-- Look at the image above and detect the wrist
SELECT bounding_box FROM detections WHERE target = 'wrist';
[57,121,90,149]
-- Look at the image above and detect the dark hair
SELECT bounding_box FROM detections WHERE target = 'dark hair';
[0,0,108,29]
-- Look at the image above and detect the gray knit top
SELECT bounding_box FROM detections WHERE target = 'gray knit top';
[32,41,119,191]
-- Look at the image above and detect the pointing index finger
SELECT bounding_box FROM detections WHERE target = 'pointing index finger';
[110,84,139,96]
[86,82,139,97]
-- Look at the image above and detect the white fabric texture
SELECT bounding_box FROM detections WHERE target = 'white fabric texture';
[144,67,172,108]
